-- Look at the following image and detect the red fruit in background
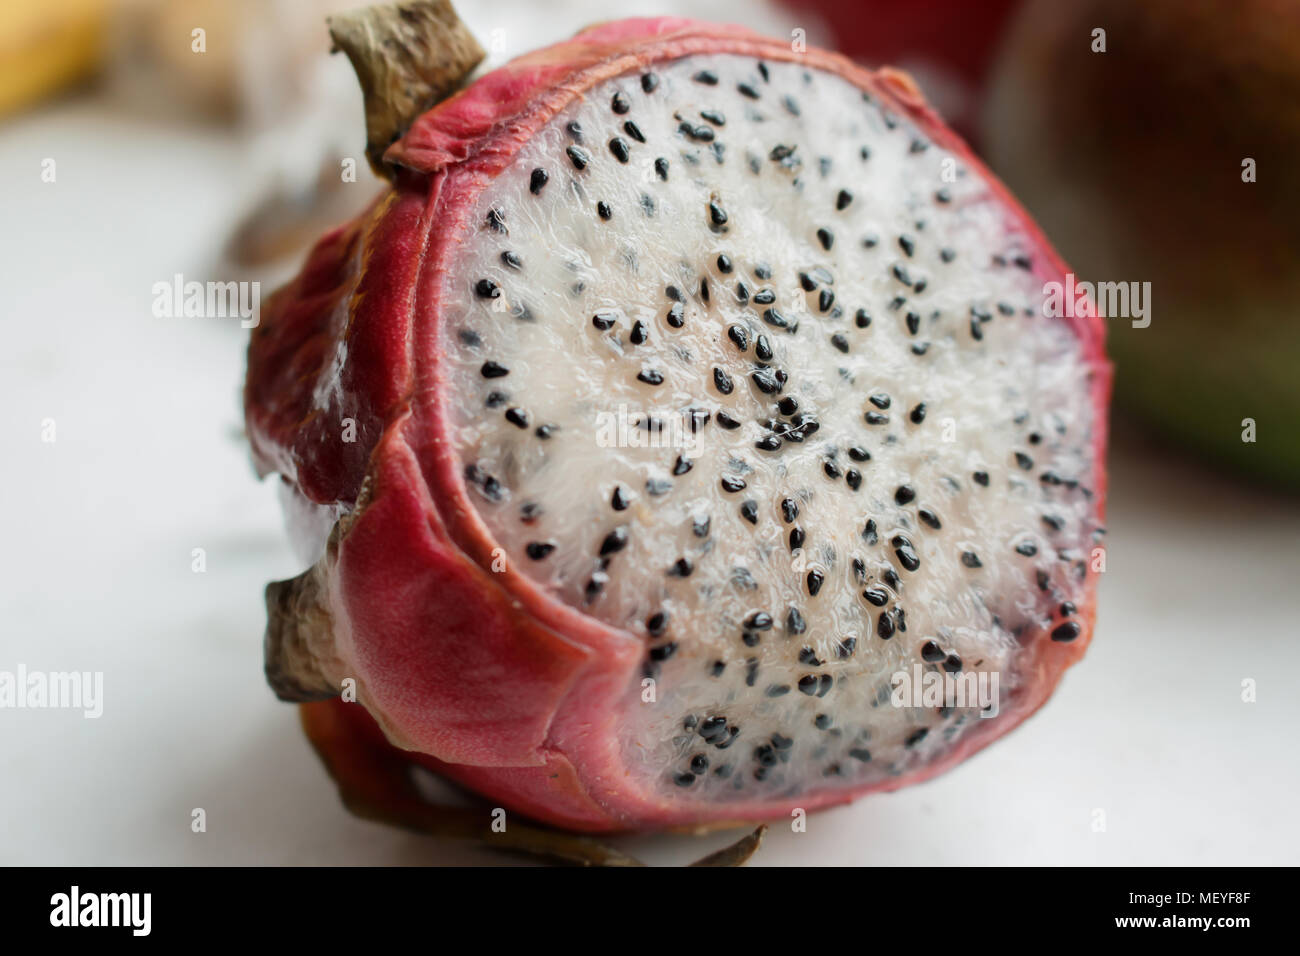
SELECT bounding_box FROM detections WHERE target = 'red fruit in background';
[982,0,1300,489]
[247,9,1109,833]
[786,0,1023,140]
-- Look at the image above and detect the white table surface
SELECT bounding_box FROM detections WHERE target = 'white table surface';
[2,85,1298,867]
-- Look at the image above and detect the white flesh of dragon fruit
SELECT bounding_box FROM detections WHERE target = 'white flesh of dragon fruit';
[443,55,1099,798]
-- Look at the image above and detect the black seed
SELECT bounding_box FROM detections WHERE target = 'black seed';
[1015,452,1034,470]
[899,235,916,257]
[836,189,853,210]
[895,544,920,572]
[708,200,728,227]
[961,550,982,568]
[715,410,741,430]
[611,91,630,114]
[484,391,508,409]
[504,407,529,429]
[819,289,835,313]
[727,325,750,351]
[736,499,759,525]
[641,72,659,92]
[752,368,780,394]
[863,587,888,607]
[668,557,694,577]
[679,121,715,142]
[529,168,549,194]
[592,310,617,330]
[647,612,668,636]
[789,526,806,551]
[597,526,630,558]
[501,251,525,272]
[854,308,872,329]
[566,145,589,169]
[646,478,672,496]
[480,361,508,378]
[805,569,824,597]
[755,434,782,452]
[1051,621,1082,642]
[845,469,862,490]
[566,121,582,140]
[918,508,941,530]
[895,485,916,505]
[753,289,776,306]
[865,411,889,425]
[700,109,726,126]
[973,470,990,487]
[1037,569,1051,591]
[787,608,806,634]
[629,320,648,345]
[486,208,506,232]
[877,610,895,640]
[672,455,693,477]
[940,247,956,263]
[611,486,631,511]
[693,515,711,538]
[797,675,821,696]
[910,403,927,424]
[754,334,773,361]
[475,278,499,299]
[831,332,850,353]
[816,228,834,250]
[935,188,952,204]
[744,611,774,632]
[1060,601,1077,617]
[608,137,630,163]
[905,311,921,335]
[905,728,929,747]
[970,317,984,341]
[526,541,556,560]
[862,519,878,544]
[781,498,799,523]
[1015,540,1038,557]
[665,302,685,327]
[693,69,718,85]
[717,254,734,274]
[673,772,695,787]
[710,660,725,677]
[720,475,747,493]
[649,642,677,661]
[1042,514,1065,531]
[713,367,734,395]
[596,200,612,220]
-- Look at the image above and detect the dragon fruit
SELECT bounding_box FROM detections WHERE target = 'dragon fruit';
[247,4,1110,835]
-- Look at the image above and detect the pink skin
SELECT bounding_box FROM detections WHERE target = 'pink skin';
[246,18,1110,832]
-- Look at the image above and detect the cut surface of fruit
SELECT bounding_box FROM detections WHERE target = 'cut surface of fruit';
[247,16,1109,832]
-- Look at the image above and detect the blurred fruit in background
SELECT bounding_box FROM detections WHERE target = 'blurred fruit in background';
[0,0,107,117]
[983,0,1300,490]
[787,0,1022,141]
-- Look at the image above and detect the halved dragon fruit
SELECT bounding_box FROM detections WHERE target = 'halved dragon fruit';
[247,7,1109,834]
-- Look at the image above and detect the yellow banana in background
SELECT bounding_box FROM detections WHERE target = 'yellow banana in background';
[0,0,108,117]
